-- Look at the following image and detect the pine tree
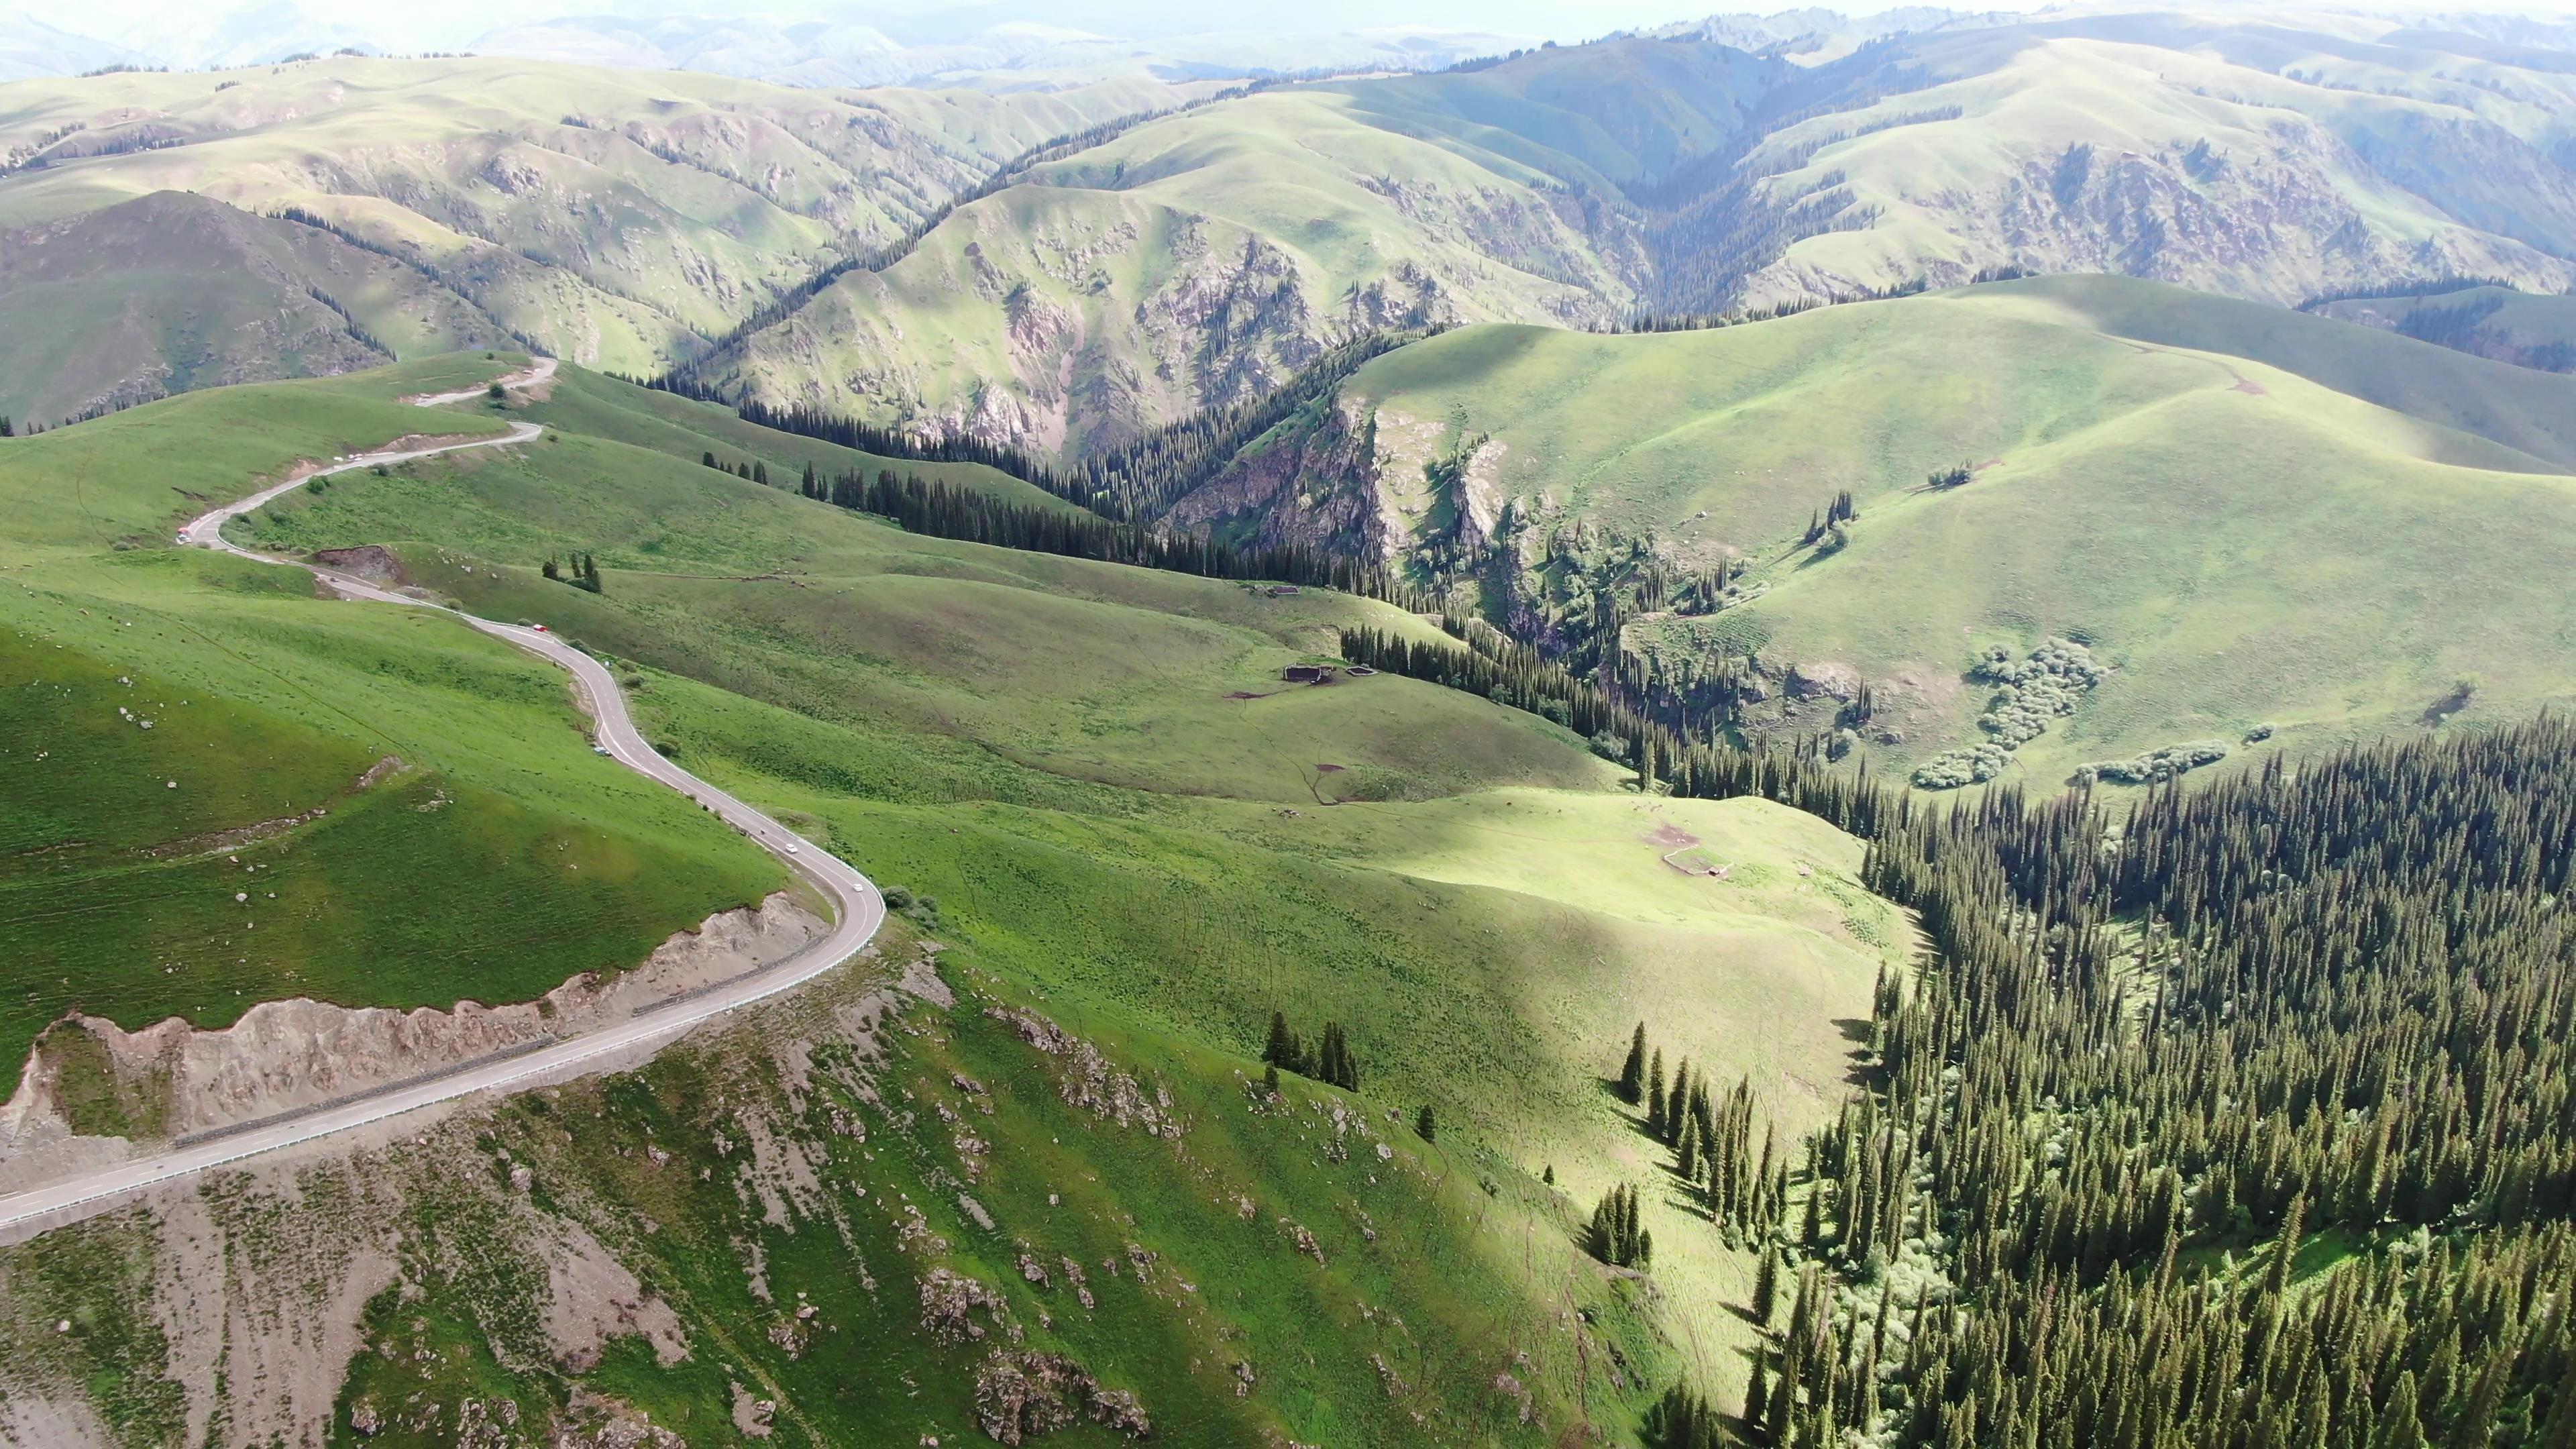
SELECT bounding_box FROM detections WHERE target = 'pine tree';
[1263,1012,1298,1071]
[542,557,560,580]
[702,450,718,468]
[1619,1022,1648,1102]
[1415,1104,1436,1142]
[1,415,14,437]
[2377,1371,2425,1449]
[753,460,769,486]
[1649,1049,1668,1134]
[1754,1248,1781,1328]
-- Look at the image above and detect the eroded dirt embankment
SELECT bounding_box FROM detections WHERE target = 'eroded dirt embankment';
[0,893,826,1192]
[0,937,945,1449]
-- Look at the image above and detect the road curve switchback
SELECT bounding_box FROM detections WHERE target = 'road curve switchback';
[0,358,887,1236]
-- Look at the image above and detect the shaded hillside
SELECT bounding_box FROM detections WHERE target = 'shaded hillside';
[0,191,515,427]
[2317,281,2576,372]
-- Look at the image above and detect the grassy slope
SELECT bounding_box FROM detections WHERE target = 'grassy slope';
[0,58,1183,378]
[2024,274,2576,469]
[1330,274,2576,777]
[2,926,1688,1447]
[220,368,1899,1397]
[0,359,784,1081]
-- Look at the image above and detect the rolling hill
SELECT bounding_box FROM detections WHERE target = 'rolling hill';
[22,9,2576,451]
[1162,273,2576,785]
[688,40,1785,455]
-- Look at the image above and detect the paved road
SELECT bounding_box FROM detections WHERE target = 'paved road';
[0,361,884,1236]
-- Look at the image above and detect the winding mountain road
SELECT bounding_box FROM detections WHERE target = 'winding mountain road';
[0,360,885,1236]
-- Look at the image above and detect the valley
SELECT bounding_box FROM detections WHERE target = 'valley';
[4,5,2576,1448]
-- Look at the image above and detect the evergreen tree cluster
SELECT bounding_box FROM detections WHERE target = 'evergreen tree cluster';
[735,398,1052,489]
[1648,1382,1731,1449]
[1624,1027,1788,1248]
[541,552,603,593]
[1801,491,1858,546]
[808,467,1431,610]
[1590,1183,1653,1268]
[1262,1011,1359,1091]
[698,450,771,486]
[1338,623,1898,838]
[1730,714,2576,1448]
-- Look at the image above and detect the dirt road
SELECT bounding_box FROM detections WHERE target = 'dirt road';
[0,359,884,1237]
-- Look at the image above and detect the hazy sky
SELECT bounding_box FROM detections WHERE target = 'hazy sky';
[50,0,2576,58]
[46,0,1934,49]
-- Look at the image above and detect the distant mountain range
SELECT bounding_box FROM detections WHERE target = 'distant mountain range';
[13,6,2576,443]
[462,15,1559,86]
[0,5,2021,88]
[0,1,1607,85]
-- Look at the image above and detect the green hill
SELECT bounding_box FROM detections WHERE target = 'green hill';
[1165,274,2576,785]
[695,14,2576,458]
[0,361,1899,1438]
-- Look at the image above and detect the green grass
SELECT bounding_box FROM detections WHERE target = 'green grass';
[1307,275,2576,779]
[604,663,1892,1398]
[290,938,1682,1446]
[0,359,784,1081]
[232,395,1621,807]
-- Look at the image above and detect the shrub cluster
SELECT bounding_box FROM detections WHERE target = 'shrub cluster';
[1972,637,2104,745]
[1909,740,2015,790]
[1912,639,2106,790]
[2074,739,2229,785]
